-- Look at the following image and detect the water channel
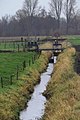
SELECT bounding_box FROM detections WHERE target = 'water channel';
[20,56,56,120]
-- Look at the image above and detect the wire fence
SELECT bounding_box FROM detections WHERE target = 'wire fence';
[0,37,39,52]
[0,41,28,52]
[0,53,40,88]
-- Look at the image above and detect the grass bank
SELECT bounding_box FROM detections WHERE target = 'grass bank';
[43,47,80,120]
[0,51,51,120]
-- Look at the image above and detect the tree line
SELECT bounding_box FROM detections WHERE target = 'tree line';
[0,0,80,37]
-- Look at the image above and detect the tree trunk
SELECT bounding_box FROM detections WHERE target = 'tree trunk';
[57,18,60,29]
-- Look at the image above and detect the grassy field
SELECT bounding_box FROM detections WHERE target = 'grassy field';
[0,52,36,87]
[67,35,80,45]
[0,51,51,120]
[0,41,26,51]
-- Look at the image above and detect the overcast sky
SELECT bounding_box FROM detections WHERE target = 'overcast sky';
[0,0,80,18]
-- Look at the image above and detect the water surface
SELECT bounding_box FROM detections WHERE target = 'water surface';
[20,57,56,120]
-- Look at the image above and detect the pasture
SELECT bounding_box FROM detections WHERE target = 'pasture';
[67,35,80,45]
[0,52,37,87]
[0,36,48,88]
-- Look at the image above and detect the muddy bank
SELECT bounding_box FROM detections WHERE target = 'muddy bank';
[0,51,52,120]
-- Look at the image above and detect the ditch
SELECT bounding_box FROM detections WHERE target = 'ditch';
[19,56,57,120]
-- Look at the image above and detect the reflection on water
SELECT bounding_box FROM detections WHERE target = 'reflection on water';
[20,57,56,120]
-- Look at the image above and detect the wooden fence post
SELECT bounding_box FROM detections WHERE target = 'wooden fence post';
[21,37,23,46]
[16,65,19,80]
[1,77,3,88]
[10,75,13,85]
[23,60,26,70]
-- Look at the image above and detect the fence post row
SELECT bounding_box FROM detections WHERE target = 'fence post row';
[0,53,38,87]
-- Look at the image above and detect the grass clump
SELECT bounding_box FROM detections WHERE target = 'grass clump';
[0,51,51,120]
[43,47,80,120]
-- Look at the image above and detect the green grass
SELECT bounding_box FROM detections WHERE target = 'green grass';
[0,41,26,51]
[67,35,80,45]
[0,51,51,120]
[0,52,36,86]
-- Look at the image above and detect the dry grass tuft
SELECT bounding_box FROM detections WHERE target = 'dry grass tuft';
[43,47,80,120]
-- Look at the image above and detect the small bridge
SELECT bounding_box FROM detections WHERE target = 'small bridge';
[38,48,63,51]
[29,48,63,56]
[38,38,67,43]
[28,43,63,56]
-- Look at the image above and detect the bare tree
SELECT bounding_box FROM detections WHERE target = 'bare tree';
[22,0,39,35]
[23,0,39,16]
[38,7,47,18]
[64,0,76,34]
[72,9,80,34]
[50,0,63,29]
[16,9,27,20]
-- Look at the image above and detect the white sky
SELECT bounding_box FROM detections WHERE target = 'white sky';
[0,0,80,18]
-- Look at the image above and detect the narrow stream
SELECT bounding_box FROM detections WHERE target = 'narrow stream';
[20,57,56,120]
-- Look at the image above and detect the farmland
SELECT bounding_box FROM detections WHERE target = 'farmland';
[0,38,53,119]
[67,35,80,45]
[0,51,37,87]
[0,48,51,120]
[0,42,23,51]
[0,36,80,120]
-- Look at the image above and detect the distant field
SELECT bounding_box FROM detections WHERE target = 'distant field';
[0,36,48,51]
[0,42,24,51]
[0,36,47,42]
[0,52,36,86]
[67,35,80,45]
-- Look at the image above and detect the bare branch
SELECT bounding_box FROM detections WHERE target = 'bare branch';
[23,0,38,16]
[50,0,63,29]
[64,0,76,34]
